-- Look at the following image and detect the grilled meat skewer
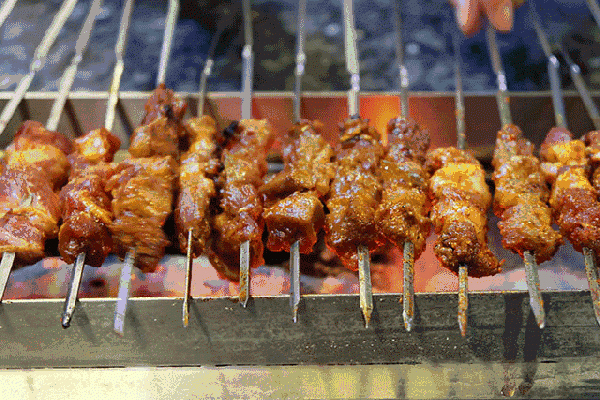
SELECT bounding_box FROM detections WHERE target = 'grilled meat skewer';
[425,147,501,278]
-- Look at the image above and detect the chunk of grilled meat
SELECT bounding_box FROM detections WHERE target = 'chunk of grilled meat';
[5,120,73,190]
[0,164,61,264]
[209,119,274,280]
[492,124,562,263]
[325,117,386,270]
[376,117,431,259]
[106,156,178,273]
[141,83,188,125]
[584,130,600,193]
[68,127,121,172]
[261,120,334,254]
[59,126,122,268]
[175,116,220,257]
[426,147,501,277]
[543,128,600,258]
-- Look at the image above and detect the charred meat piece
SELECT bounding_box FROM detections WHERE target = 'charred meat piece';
[209,119,274,280]
[376,117,431,259]
[175,116,220,257]
[543,128,600,258]
[261,120,334,254]
[141,83,188,125]
[492,124,562,264]
[325,117,386,270]
[426,147,501,277]
[106,156,178,273]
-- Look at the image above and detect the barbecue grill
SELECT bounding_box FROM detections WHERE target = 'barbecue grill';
[1,0,600,398]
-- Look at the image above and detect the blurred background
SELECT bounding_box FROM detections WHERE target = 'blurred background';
[1,0,599,94]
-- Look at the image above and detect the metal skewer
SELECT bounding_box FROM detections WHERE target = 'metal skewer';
[114,0,178,336]
[238,0,254,308]
[453,31,469,338]
[586,0,600,31]
[392,1,415,332]
[0,0,79,136]
[183,16,229,327]
[0,0,18,32]
[343,0,372,328]
[62,0,135,329]
[287,0,308,324]
[487,24,546,329]
[0,0,100,304]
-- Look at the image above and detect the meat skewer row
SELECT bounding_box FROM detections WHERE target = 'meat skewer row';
[375,117,431,332]
[112,0,183,335]
[0,0,99,299]
[260,0,334,323]
[380,0,432,332]
[260,119,335,322]
[0,121,72,299]
[176,115,220,326]
[531,6,600,327]
[486,24,549,330]
[60,0,134,328]
[208,119,274,287]
[541,128,600,325]
[111,83,186,335]
[325,117,386,327]
[333,0,377,327]
[492,124,562,329]
[177,10,230,327]
[584,131,600,324]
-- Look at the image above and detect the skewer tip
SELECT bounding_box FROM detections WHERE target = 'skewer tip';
[239,240,250,308]
[458,265,468,337]
[357,245,373,329]
[182,228,193,328]
[524,251,546,330]
[403,241,415,332]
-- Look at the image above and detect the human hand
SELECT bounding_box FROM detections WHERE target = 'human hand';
[451,0,521,36]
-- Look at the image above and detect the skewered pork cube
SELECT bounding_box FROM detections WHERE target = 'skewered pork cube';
[325,117,386,270]
[376,117,431,258]
[106,156,177,273]
[260,120,334,254]
[426,147,501,277]
[141,83,188,125]
[209,119,274,280]
[175,116,220,257]
[492,124,562,263]
[68,127,121,170]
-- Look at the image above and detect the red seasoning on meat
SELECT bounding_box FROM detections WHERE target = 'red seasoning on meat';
[209,119,275,280]
[425,147,501,277]
[325,117,386,270]
[376,117,431,259]
[260,120,335,254]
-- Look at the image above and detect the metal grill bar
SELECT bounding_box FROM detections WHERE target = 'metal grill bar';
[0,0,79,136]
[0,291,597,367]
[487,23,546,330]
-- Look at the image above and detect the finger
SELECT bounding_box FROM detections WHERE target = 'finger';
[481,0,514,32]
[454,0,483,36]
